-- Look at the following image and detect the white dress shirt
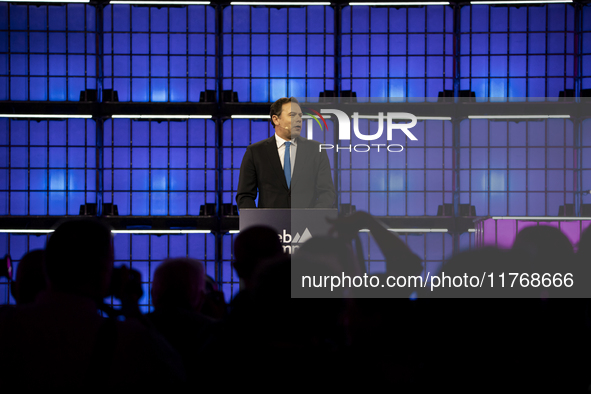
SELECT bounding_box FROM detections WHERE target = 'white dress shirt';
[275,133,297,178]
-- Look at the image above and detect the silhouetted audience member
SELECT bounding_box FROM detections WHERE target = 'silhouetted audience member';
[310,212,425,389]
[513,224,575,266]
[233,225,283,290]
[147,257,215,383]
[0,219,184,390]
[229,225,284,318]
[199,274,227,320]
[10,249,46,305]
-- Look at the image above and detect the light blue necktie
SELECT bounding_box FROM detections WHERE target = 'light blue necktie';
[284,141,291,188]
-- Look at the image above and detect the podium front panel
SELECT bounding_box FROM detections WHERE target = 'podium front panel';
[239,208,338,254]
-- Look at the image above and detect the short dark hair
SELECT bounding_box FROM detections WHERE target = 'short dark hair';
[269,97,299,127]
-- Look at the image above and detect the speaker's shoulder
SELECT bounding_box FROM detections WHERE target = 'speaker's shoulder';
[249,136,275,150]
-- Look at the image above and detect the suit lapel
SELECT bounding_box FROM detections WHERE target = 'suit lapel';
[264,135,289,190]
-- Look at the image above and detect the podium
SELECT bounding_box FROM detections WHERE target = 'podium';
[239,208,338,254]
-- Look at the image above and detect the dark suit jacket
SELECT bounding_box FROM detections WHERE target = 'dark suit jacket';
[236,135,336,209]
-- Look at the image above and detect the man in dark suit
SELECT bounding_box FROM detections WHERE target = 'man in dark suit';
[236,97,335,209]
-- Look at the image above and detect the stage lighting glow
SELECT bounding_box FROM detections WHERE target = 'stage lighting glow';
[111,230,211,234]
[2,0,90,2]
[231,2,331,5]
[111,115,212,119]
[350,2,450,5]
[490,217,591,221]
[110,1,210,4]
[0,230,54,234]
[359,228,448,233]
[0,114,92,119]
[356,115,451,120]
[468,115,570,119]
[231,115,332,120]
[471,1,571,4]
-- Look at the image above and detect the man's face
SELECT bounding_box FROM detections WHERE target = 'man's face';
[273,102,302,140]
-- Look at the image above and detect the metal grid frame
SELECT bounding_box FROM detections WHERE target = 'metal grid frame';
[337,118,454,216]
[341,4,454,99]
[102,3,215,102]
[222,4,335,102]
[0,3,97,101]
[0,118,98,215]
[459,3,575,98]
[458,118,575,217]
[103,118,217,215]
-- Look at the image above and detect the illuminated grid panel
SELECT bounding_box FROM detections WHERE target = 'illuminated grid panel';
[458,119,575,216]
[338,120,453,216]
[109,233,216,312]
[103,4,215,102]
[0,234,48,305]
[0,3,97,101]
[341,5,454,99]
[103,119,217,216]
[582,120,591,209]
[582,5,591,90]
[222,5,335,102]
[460,4,575,98]
[0,118,97,216]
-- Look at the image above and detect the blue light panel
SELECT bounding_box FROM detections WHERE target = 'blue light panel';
[103,4,215,102]
[459,119,575,216]
[342,5,454,100]
[0,3,96,101]
[461,3,575,98]
[103,118,217,215]
[0,118,97,215]
[222,5,335,102]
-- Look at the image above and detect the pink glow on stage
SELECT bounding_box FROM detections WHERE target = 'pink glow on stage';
[476,218,591,251]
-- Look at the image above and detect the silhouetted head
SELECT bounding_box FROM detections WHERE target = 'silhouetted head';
[10,249,46,305]
[512,225,574,266]
[151,258,205,311]
[44,219,114,300]
[234,226,283,288]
